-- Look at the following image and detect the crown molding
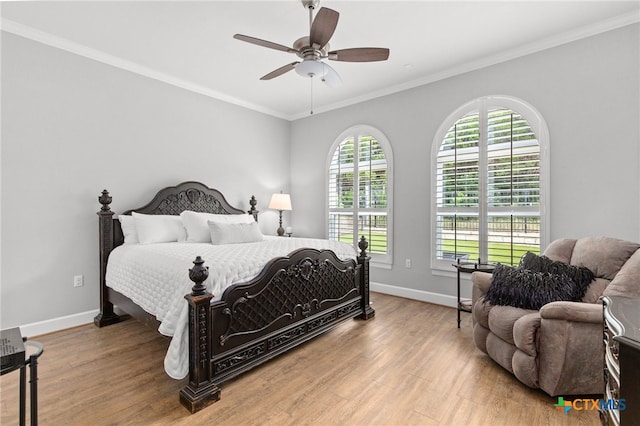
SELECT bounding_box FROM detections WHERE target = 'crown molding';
[3,9,639,122]
[0,18,290,120]
[288,10,640,120]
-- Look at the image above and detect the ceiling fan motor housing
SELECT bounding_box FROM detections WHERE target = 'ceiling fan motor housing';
[294,36,328,58]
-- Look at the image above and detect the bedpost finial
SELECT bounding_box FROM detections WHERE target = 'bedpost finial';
[189,256,209,296]
[99,190,112,212]
[358,236,369,257]
[248,195,259,221]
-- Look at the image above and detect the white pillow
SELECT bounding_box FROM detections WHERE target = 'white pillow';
[118,215,139,244]
[132,212,187,244]
[207,220,264,245]
[181,211,255,243]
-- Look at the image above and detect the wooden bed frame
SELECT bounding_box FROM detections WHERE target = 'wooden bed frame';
[94,181,374,413]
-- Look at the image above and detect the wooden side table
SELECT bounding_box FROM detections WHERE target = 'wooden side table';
[453,260,495,328]
[1,327,44,426]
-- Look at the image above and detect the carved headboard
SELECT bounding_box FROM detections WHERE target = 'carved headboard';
[99,181,258,248]
[121,181,249,216]
[98,181,257,272]
[96,181,258,328]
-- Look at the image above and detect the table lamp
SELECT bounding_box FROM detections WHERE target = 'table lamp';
[268,192,292,236]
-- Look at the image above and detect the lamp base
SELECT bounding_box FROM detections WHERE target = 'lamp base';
[276,210,286,236]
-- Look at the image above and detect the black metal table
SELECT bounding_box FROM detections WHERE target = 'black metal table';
[1,328,44,426]
[453,260,495,328]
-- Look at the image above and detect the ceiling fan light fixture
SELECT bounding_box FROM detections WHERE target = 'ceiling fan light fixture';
[295,59,327,78]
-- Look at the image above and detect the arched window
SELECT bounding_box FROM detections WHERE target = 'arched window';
[431,96,549,270]
[328,125,393,266]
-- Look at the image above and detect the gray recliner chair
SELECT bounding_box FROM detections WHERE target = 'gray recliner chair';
[471,236,640,396]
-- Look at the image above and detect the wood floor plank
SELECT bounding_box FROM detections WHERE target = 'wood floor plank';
[0,293,600,425]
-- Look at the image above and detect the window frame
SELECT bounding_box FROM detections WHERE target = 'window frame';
[326,124,394,268]
[430,95,550,272]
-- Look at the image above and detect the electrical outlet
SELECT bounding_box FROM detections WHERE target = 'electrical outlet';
[405,259,412,268]
[73,275,84,287]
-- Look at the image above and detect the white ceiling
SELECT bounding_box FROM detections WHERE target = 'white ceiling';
[2,1,639,120]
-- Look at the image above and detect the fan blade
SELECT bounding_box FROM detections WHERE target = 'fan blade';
[309,7,339,49]
[321,63,342,88]
[260,62,299,80]
[328,48,390,62]
[234,34,296,53]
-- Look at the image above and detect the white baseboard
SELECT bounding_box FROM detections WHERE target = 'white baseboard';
[18,309,99,339]
[16,285,454,338]
[371,281,457,309]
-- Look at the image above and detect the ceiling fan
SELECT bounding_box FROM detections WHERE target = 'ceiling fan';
[233,0,390,88]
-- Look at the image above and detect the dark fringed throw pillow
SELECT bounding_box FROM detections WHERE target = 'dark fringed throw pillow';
[519,252,595,298]
[485,255,595,310]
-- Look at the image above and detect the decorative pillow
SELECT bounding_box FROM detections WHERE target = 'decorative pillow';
[485,263,588,310]
[132,212,186,244]
[519,252,595,292]
[118,215,138,244]
[207,220,264,245]
[181,211,254,243]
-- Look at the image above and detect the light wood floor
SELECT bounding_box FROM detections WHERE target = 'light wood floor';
[1,293,600,425]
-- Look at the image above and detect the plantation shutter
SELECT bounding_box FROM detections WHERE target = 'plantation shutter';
[435,112,480,263]
[357,135,388,254]
[328,138,354,244]
[435,107,540,266]
[329,133,389,258]
[486,109,541,265]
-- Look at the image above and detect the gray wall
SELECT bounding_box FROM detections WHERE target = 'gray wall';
[1,33,290,329]
[2,23,638,331]
[290,23,640,301]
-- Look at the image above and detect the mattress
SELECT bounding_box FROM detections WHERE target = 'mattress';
[106,236,357,379]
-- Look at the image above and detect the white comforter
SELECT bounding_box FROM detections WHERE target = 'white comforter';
[106,236,357,379]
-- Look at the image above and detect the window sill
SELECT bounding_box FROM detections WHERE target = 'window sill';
[431,268,458,279]
[371,261,392,270]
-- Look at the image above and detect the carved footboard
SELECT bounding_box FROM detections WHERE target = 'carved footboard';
[180,238,374,413]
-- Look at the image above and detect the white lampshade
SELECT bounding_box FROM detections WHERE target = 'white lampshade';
[268,193,292,211]
[295,60,327,78]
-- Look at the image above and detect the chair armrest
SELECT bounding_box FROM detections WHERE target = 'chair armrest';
[513,312,542,357]
[471,271,493,305]
[538,301,604,395]
[539,301,602,324]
